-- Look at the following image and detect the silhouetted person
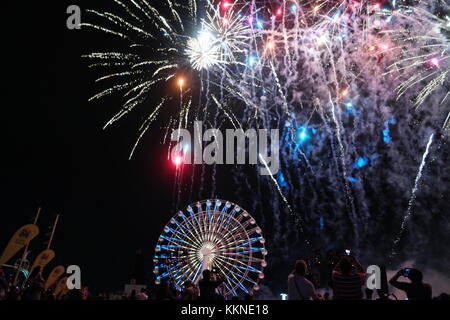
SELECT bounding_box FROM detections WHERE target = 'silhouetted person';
[182,281,199,300]
[365,288,374,300]
[131,249,146,285]
[66,288,83,300]
[136,288,148,300]
[129,289,137,300]
[331,254,366,300]
[198,270,223,300]
[389,268,432,300]
[244,293,254,301]
[23,267,45,300]
[155,282,174,300]
[288,260,320,300]
[0,269,7,300]
[434,293,449,301]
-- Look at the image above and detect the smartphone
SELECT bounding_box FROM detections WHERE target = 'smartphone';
[403,268,411,277]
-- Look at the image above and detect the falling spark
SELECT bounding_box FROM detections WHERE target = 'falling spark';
[391,133,435,257]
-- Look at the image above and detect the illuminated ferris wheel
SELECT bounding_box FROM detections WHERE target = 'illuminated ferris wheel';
[153,199,267,297]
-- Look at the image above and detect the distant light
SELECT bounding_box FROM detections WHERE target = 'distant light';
[299,131,307,140]
[380,43,389,50]
[295,126,311,146]
[276,8,282,16]
[290,5,297,14]
[174,155,183,167]
[222,1,231,10]
[248,55,258,67]
[278,172,288,188]
[333,11,341,22]
[280,293,288,300]
[347,177,359,183]
[316,34,328,46]
[256,20,263,29]
[298,127,308,142]
[354,157,369,168]
[178,78,184,88]
[383,129,391,143]
[430,58,440,67]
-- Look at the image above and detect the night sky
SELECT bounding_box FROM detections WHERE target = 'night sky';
[2,1,186,292]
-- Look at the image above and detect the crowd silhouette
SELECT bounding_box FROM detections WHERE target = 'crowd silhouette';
[1,249,449,301]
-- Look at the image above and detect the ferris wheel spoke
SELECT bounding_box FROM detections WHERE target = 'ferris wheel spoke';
[226,236,263,248]
[192,260,203,283]
[188,215,206,243]
[184,208,205,243]
[212,259,244,293]
[215,254,257,275]
[172,216,204,246]
[214,256,250,294]
[214,255,249,278]
[220,252,265,264]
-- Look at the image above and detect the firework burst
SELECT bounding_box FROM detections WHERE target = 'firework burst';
[384,1,449,113]
[83,0,450,265]
[83,0,253,157]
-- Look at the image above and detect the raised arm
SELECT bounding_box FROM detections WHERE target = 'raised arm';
[351,255,365,274]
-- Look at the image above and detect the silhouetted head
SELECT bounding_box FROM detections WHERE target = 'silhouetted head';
[294,260,308,276]
[338,258,352,274]
[244,293,254,300]
[408,268,423,283]
[202,269,211,281]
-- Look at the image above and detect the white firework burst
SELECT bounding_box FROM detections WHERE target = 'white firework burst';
[82,0,252,158]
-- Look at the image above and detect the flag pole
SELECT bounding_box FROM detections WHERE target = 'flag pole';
[47,214,60,250]
[12,207,41,286]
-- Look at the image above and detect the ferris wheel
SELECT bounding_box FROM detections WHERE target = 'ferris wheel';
[153,199,267,297]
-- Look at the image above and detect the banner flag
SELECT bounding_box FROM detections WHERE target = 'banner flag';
[58,286,70,300]
[54,277,68,296]
[30,249,55,275]
[45,265,65,290]
[0,224,39,266]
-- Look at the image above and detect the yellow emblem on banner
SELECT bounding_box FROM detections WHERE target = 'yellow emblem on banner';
[30,249,56,274]
[45,265,65,290]
[0,224,39,266]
